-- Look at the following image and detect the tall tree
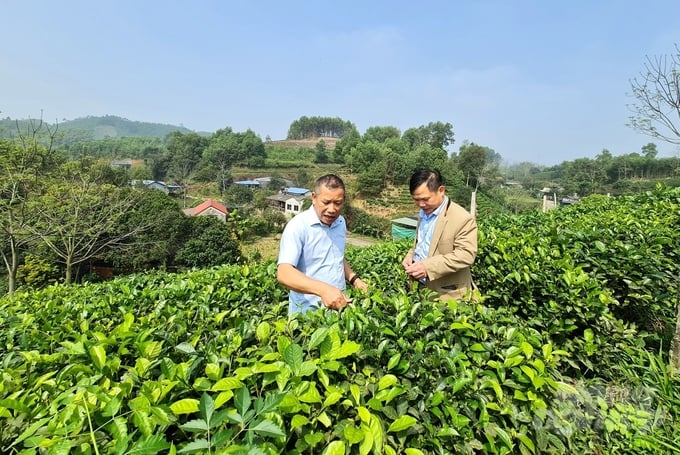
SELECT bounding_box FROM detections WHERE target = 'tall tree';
[166,131,208,185]
[457,142,488,188]
[403,121,455,150]
[106,189,191,272]
[363,126,401,144]
[29,160,152,283]
[204,127,237,194]
[628,44,680,145]
[0,118,61,295]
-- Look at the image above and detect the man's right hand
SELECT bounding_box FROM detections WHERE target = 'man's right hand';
[320,287,352,311]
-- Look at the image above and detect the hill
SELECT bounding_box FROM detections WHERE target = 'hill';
[0,115,197,140]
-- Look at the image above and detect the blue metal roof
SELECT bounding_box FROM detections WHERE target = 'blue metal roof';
[286,187,310,195]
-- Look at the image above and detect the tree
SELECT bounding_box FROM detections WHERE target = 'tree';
[203,128,238,194]
[106,189,191,272]
[457,142,488,188]
[402,121,455,150]
[314,139,329,163]
[166,131,208,185]
[29,160,153,283]
[174,216,242,268]
[0,118,62,295]
[562,158,606,196]
[628,44,680,145]
[363,126,401,144]
[332,126,360,164]
[287,116,355,139]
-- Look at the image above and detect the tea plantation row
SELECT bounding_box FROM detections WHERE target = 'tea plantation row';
[1,185,679,454]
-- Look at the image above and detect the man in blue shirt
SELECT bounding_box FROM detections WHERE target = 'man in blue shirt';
[277,174,368,315]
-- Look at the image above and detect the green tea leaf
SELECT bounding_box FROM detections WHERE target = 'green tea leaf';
[283,343,303,375]
[170,398,200,415]
[387,353,401,370]
[212,377,243,391]
[308,327,329,349]
[88,344,106,371]
[323,440,346,455]
[175,342,196,354]
[378,374,398,391]
[388,415,417,432]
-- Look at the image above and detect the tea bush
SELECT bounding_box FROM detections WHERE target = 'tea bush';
[1,187,679,454]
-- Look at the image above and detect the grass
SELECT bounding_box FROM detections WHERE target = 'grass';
[242,236,281,262]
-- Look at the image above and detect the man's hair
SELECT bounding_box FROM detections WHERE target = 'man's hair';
[409,169,444,194]
[315,174,345,193]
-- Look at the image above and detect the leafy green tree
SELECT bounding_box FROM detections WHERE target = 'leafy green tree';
[562,158,607,196]
[0,126,62,295]
[29,160,153,283]
[175,216,242,268]
[287,116,354,139]
[383,137,411,185]
[106,189,190,272]
[346,141,383,174]
[203,127,237,193]
[457,142,488,188]
[402,121,455,150]
[363,125,400,144]
[224,184,255,206]
[314,139,329,163]
[411,144,450,176]
[332,126,360,164]
[128,164,153,181]
[239,129,266,167]
[166,131,208,185]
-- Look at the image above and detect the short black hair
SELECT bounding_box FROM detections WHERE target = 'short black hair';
[315,174,345,193]
[409,169,444,194]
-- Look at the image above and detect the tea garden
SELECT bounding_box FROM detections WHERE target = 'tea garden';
[1,186,679,454]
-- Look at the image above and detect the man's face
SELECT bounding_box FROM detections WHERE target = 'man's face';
[411,183,445,216]
[312,185,345,226]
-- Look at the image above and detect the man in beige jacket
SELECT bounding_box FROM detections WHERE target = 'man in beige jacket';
[401,169,478,300]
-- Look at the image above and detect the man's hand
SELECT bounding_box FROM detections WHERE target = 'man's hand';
[353,278,369,293]
[404,261,428,281]
[320,287,353,311]
[401,253,413,269]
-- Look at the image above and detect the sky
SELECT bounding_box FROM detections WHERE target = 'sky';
[2,1,680,166]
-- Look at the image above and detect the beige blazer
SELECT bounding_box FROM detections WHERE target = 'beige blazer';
[408,198,478,300]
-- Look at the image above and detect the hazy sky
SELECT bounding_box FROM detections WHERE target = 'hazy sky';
[3,1,680,165]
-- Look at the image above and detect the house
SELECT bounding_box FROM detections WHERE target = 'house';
[266,187,312,216]
[182,199,229,222]
[145,181,184,195]
[266,194,307,216]
[254,176,294,189]
[284,187,312,197]
[234,180,260,188]
[391,216,418,240]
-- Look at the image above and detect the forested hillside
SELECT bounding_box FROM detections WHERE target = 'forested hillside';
[0,115,195,141]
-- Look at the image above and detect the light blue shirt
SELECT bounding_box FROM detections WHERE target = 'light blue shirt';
[413,197,448,282]
[278,207,346,314]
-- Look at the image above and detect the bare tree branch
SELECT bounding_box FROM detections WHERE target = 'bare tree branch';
[627,44,680,145]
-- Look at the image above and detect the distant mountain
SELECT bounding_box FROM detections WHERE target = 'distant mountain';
[0,115,199,140]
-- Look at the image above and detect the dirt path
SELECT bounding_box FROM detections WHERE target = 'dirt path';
[346,235,377,247]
